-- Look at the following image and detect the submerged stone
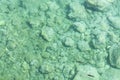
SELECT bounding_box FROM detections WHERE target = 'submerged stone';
[100,68,120,80]
[73,21,87,33]
[41,26,55,41]
[74,65,100,80]
[77,40,91,51]
[107,16,120,29]
[63,37,75,47]
[85,0,114,11]
[109,43,120,69]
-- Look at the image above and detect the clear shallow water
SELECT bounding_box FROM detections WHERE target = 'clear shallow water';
[0,0,120,80]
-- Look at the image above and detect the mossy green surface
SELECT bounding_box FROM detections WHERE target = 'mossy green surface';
[0,0,120,80]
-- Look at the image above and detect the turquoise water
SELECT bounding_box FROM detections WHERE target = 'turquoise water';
[0,0,120,80]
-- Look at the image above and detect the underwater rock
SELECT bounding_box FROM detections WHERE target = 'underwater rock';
[109,43,120,69]
[39,62,54,74]
[77,40,91,51]
[85,0,114,11]
[73,21,87,33]
[91,31,106,49]
[68,1,88,20]
[74,65,100,80]
[107,16,120,29]
[100,68,120,80]
[63,37,75,47]
[41,26,55,41]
